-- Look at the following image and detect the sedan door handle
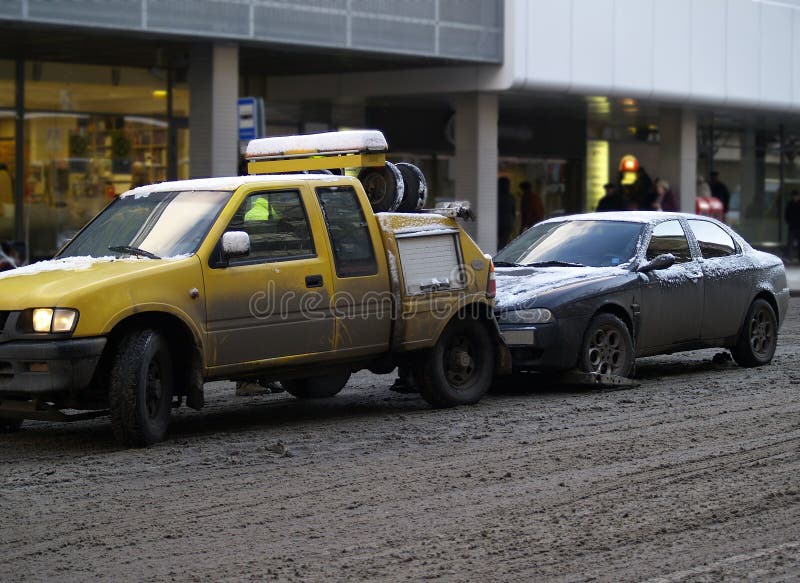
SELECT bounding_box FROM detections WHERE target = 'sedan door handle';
[305,274,323,288]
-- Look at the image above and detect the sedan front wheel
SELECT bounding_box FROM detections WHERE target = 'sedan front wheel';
[578,313,634,378]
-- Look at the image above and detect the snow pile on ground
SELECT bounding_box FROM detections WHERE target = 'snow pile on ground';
[246,130,388,158]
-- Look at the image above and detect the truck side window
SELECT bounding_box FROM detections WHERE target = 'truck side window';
[227,189,315,264]
[316,186,378,277]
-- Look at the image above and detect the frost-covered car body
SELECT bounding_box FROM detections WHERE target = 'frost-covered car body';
[494,212,789,374]
[0,172,499,444]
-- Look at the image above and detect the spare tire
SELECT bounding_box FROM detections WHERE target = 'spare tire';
[358,162,404,213]
[395,162,428,211]
[397,162,428,211]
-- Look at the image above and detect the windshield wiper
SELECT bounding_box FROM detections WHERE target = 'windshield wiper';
[492,261,523,267]
[109,245,161,260]
[525,260,585,267]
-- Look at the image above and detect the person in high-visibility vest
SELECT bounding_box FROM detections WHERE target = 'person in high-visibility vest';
[244,197,281,221]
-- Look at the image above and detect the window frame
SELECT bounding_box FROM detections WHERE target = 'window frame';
[645,219,694,263]
[218,188,317,268]
[686,218,739,260]
[315,185,379,278]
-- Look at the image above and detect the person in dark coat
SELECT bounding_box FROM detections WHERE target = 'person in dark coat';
[596,183,626,212]
[497,176,516,248]
[786,189,800,262]
[709,171,730,214]
[519,180,544,230]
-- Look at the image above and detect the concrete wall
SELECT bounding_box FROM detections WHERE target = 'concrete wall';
[506,0,800,110]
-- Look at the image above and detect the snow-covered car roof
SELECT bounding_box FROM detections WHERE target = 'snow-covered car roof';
[539,211,715,225]
[120,173,349,199]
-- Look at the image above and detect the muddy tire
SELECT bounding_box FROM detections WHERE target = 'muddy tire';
[0,418,22,433]
[732,298,777,367]
[358,162,404,213]
[578,313,634,378]
[282,372,350,399]
[395,162,428,213]
[413,318,494,408]
[109,329,174,447]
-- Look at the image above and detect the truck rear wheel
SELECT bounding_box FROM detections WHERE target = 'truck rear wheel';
[282,372,351,399]
[0,418,22,433]
[109,329,174,446]
[413,318,494,408]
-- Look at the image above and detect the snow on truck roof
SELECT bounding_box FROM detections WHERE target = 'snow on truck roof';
[120,174,347,199]
[245,130,388,159]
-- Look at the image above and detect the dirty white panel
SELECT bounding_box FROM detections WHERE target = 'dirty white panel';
[759,2,793,107]
[690,0,726,101]
[523,0,572,91]
[570,0,614,93]
[397,234,462,295]
[612,0,653,96]
[726,0,759,106]
[653,0,691,100]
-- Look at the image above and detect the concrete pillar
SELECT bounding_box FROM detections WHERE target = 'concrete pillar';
[659,108,697,213]
[452,92,498,253]
[188,43,239,178]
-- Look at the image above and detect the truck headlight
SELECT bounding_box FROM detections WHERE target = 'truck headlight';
[31,308,79,333]
[497,308,554,324]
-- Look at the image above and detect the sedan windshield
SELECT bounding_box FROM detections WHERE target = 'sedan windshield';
[59,190,232,259]
[495,220,644,268]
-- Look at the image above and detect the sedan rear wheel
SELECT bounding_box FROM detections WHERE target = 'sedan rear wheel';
[732,298,777,367]
[579,313,634,378]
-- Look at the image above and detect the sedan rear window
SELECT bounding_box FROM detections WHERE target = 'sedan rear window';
[496,220,644,267]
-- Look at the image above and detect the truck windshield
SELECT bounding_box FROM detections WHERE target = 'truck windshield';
[59,190,232,259]
[495,220,644,268]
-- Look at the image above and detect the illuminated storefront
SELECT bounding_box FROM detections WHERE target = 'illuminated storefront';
[0,61,189,260]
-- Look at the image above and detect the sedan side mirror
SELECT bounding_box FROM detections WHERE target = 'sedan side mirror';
[222,231,250,259]
[638,253,676,273]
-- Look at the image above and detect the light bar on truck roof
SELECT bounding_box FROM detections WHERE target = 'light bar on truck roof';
[245,130,388,160]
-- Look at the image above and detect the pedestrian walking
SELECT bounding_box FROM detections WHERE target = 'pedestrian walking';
[519,180,544,229]
[709,171,730,214]
[596,182,626,212]
[497,176,515,248]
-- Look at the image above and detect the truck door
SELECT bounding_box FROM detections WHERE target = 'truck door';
[315,185,392,357]
[203,187,335,368]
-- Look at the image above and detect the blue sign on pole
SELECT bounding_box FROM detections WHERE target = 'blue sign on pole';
[238,97,264,144]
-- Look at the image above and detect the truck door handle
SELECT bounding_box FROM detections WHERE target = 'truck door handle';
[305,274,323,288]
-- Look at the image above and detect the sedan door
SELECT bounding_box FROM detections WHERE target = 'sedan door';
[636,220,704,352]
[686,219,752,341]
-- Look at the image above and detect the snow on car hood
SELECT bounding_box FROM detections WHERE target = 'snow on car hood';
[495,265,631,311]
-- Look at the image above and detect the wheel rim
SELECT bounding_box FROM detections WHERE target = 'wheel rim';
[362,172,388,206]
[145,358,163,420]
[749,306,775,357]
[444,335,477,388]
[586,324,627,375]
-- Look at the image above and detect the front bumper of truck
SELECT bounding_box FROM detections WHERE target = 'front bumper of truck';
[0,338,107,399]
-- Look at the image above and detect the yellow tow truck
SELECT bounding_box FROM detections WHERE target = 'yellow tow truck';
[0,130,505,446]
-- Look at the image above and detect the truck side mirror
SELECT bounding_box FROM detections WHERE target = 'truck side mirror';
[638,253,676,273]
[222,231,250,259]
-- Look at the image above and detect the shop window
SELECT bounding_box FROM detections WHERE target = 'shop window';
[0,60,15,242]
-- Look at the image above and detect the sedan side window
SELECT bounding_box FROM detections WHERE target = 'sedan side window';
[646,220,692,262]
[687,220,737,259]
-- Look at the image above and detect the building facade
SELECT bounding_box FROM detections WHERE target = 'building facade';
[2,0,799,259]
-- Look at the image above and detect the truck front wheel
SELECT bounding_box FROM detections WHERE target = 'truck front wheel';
[413,318,495,408]
[282,372,351,399]
[109,329,174,446]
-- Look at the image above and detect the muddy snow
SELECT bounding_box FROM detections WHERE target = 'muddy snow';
[2,299,799,581]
